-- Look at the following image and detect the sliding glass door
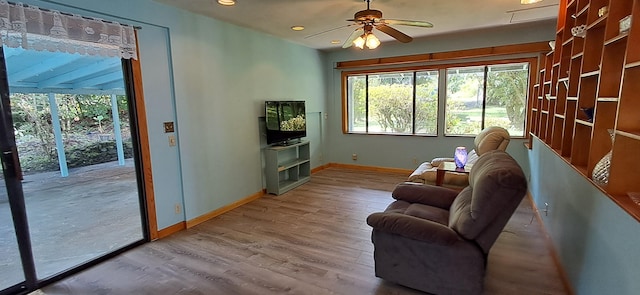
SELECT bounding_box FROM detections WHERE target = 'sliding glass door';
[0,44,148,294]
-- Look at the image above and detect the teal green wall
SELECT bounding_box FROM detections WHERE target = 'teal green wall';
[15,2,640,293]
[529,137,640,295]
[323,21,555,171]
[29,0,327,229]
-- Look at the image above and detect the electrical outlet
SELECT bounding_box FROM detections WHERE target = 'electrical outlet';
[168,135,176,146]
[352,153,358,161]
[175,204,181,214]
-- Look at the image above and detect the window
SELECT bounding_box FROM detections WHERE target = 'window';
[445,63,529,136]
[346,70,439,135]
[343,60,530,137]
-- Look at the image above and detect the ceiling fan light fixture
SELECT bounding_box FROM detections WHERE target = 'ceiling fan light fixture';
[217,0,236,6]
[520,0,543,4]
[353,36,366,49]
[365,33,380,49]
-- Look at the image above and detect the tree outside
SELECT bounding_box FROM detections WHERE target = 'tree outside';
[347,71,438,134]
[345,62,528,136]
[445,63,529,136]
[11,93,133,174]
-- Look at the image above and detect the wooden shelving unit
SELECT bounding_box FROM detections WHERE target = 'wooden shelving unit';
[265,141,311,195]
[528,0,640,221]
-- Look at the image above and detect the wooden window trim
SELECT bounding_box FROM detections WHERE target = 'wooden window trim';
[335,41,549,69]
[341,54,541,136]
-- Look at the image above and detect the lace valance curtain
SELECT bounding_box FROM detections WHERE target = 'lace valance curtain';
[0,1,137,59]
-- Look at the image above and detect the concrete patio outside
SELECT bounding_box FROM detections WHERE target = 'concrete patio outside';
[0,159,144,289]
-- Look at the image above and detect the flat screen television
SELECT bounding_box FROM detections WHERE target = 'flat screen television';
[265,100,306,145]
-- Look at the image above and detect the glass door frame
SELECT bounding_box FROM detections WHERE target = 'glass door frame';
[0,47,151,295]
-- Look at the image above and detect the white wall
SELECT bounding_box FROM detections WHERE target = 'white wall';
[29,0,327,229]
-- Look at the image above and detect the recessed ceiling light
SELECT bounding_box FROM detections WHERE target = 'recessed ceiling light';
[291,26,305,31]
[330,40,341,44]
[521,0,542,4]
[217,0,236,6]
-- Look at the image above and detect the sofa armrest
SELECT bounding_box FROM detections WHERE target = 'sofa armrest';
[392,182,459,209]
[367,212,459,245]
[430,157,454,167]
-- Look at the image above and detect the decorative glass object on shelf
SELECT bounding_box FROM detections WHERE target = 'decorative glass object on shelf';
[592,129,614,186]
[598,6,608,18]
[620,15,632,34]
[454,147,467,168]
[571,24,587,38]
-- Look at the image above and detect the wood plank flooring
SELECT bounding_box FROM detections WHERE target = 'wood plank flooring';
[38,167,568,295]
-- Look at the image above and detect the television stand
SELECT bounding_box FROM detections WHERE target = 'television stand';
[265,141,310,195]
[275,139,301,147]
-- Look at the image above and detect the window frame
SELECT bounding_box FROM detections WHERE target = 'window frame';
[341,57,538,138]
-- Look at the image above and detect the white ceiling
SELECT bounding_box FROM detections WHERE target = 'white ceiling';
[153,0,560,50]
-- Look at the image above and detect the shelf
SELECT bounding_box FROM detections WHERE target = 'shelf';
[625,61,640,69]
[587,14,607,29]
[278,158,310,172]
[597,97,619,102]
[604,33,629,46]
[575,119,594,127]
[577,3,590,17]
[576,3,589,18]
[616,130,640,141]
[562,37,574,46]
[526,0,640,223]
[265,141,311,195]
[581,70,600,77]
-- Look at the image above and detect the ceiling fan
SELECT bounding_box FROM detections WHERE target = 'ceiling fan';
[342,0,434,49]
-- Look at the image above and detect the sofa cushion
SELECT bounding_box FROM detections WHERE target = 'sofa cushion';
[392,182,458,209]
[474,126,510,155]
[449,150,527,243]
[384,199,450,225]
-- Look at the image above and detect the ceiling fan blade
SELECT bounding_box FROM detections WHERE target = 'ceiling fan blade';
[381,19,434,28]
[305,23,358,39]
[343,27,364,48]
[375,24,413,43]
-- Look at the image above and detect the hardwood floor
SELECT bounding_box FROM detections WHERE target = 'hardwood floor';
[38,167,568,295]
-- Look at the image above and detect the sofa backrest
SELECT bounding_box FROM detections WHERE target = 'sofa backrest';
[474,126,510,156]
[448,150,527,254]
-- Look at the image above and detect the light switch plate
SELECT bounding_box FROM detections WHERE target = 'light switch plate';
[163,122,174,133]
